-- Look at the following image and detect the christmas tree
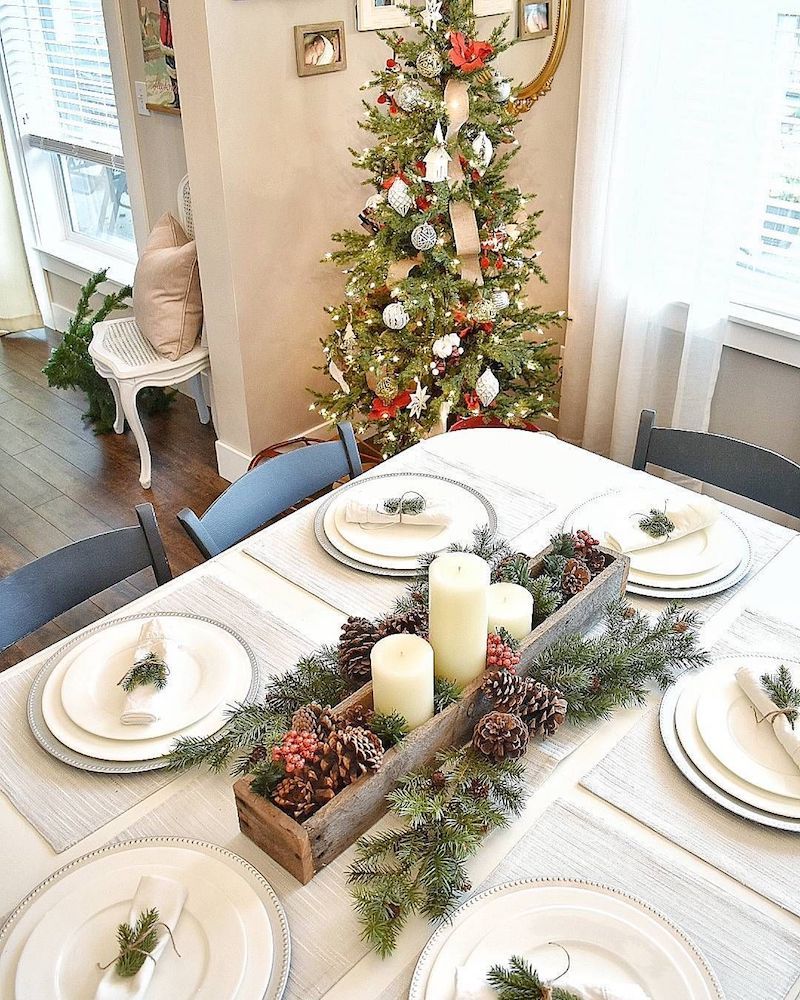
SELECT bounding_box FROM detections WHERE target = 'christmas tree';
[312,0,563,457]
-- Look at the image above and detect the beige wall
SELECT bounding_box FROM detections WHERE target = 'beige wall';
[169,0,584,471]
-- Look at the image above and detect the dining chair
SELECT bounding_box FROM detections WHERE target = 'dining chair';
[0,504,172,652]
[632,409,800,519]
[177,422,363,559]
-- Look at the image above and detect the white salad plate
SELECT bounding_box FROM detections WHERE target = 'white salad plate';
[627,544,742,589]
[410,879,722,1000]
[28,613,261,773]
[694,657,800,801]
[323,502,418,571]
[0,839,290,1000]
[59,618,236,741]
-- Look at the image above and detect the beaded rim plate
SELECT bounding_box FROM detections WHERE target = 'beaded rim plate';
[409,877,724,1000]
[27,612,261,774]
[0,838,290,1000]
[314,472,497,577]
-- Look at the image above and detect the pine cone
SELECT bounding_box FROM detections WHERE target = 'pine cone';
[336,703,375,730]
[473,711,529,762]
[272,775,315,819]
[561,557,591,597]
[319,725,384,787]
[584,548,607,576]
[378,607,429,640]
[481,668,527,713]
[515,681,568,736]
[291,702,338,738]
[339,617,381,685]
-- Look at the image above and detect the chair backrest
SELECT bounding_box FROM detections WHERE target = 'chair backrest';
[177,422,362,559]
[177,174,193,239]
[0,504,172,651]
[632,409,800,519]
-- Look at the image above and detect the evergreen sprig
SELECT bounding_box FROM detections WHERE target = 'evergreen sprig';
[761,664,800,729]
[263,647,350,714]
[99,907,180,979]
[638,507,675,539]
[118,652,169,693]
[167,701,288,774]
[487,955,578,1000]
[371,711,409,748]
[434,676,462,713]
[348,745,526,956]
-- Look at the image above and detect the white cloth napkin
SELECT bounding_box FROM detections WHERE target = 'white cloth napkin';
[343,496,452,527]
[455,966,651,999]
[603,494,719,554]
[95,874,188,1000]
[736,663,800,773]
[120,620,171,727]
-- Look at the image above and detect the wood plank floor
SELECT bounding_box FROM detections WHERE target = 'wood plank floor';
[0,329,228,671]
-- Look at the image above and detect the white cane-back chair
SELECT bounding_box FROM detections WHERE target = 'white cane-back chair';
[89,175,210,489]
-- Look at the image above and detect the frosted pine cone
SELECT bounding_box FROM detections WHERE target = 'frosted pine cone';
[481,667,526,712]
[336,702,375,730]
[515,681,568,736]
[378,607,429,640]
[472,711,529,762]
[272,775,315,819]
[339,616,381,685]
[319,725,384,787]
[290,702,337,738]
[561,558,591,597]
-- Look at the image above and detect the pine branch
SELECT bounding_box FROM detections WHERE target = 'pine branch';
[488,955,579,1000]
[263,648,350,714]
[434,676,462,713]
[98,907,179,979]
[761,664,800,729]
[118,652,169,693]
[371,711,409,748]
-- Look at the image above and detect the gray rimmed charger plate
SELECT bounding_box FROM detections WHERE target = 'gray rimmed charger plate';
[659,657,800,833]
[0,837,290,1000]
[27,612,261,775]
[314,471,497,577]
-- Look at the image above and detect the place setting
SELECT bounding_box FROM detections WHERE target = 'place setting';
[660,654,800,832]
[564,489,751,600]
[0,837,290,1000]
[27,612,261,773]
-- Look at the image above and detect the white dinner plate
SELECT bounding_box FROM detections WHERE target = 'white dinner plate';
[627,544,742,589]
[693,658,800,800]
[324,503,418,571]
[40,619,253,762]
[59,618,236,741]
[674,670,800,819]
[15,857,253,999]
[0,840,289,1000]
[410,880,722,1000]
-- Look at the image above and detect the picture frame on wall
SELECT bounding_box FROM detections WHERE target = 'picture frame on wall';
[473,0,514,16]
[355,0,410,32]
[518,0,552,39]
[139,0,180,114]
[295,21,348,77]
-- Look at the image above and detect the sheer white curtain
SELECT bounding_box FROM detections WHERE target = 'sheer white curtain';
[559,0,781,464]
[0,128,40,334]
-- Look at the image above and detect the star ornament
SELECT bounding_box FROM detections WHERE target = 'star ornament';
[421,0,443,31]
[407,377,431,419]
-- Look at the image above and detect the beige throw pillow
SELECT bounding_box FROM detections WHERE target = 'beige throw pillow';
[133,212,203,361]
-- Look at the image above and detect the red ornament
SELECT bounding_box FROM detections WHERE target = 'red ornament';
[369,390,412,420]
[416,196,431,211]
[415,160,427,176]
[495,256,504,270]
[389,103,398,115]
[382,171,411,190]
[386,58,398,69]
[448,31,494,74]
[464,390,481,414]
[377,93,388,104]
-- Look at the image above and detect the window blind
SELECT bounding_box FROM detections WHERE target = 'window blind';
[0,0,123,159]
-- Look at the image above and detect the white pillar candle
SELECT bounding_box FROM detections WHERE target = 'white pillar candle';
[370,634,434,731]
[487,582,534,640]
[428,551,490,686]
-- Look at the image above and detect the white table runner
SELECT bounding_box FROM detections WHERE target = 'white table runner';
[0,575,318,852]
[377,800,800,1000]
[582,608,800,919]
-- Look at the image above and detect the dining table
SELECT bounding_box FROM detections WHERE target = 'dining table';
[1,427,799,1000]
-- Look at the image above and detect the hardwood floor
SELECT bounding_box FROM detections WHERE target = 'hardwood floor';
[0,329,228,670]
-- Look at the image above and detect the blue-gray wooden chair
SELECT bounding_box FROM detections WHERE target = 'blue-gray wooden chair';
[632,409,800,519]
[0,503,172,652]
[177,422,363,559]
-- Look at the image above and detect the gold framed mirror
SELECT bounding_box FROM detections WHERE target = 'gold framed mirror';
[514,0,571,112]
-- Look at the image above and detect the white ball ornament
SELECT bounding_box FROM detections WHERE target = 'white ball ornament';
[411,222,437,252]
[432,332,461,359]
[394,81,423,111]
[472,299,497,323]
[383,302,410,330]
[387,177,414,217]
[492,289,510,311]
[476,368,500,406]
[492,71,512,102]
[416,48,443,79]
[471,131,493,172]
[364,192,385,212]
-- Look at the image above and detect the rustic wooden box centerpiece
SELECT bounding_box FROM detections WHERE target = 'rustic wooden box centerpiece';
[234,542,629,884]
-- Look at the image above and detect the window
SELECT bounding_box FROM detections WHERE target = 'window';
[733,10,800,322]
[0,0,134,258]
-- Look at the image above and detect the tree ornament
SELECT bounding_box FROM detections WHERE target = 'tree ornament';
[432,332,461,359]
[411,222,437,252]
[492,71,512,102]
[448,31,494,75]
[471,130,493,172]
[382,301,410,329]
[416,47,443,78]
[370,390,411,419]
[464,390,481,414]
[475,367,500,406]
[492,289,510,311]
[407,376,431,418]
[387,177,414,217]
[328,358,350,394]
[376,374,399,401]
[394,81,423,111]
[423,121,451,184]
[472,298,497,323]
[473,711,529,762]
[339,616,381,684]
[421,0,443,32]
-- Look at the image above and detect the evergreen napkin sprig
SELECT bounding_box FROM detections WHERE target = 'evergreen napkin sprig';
[98,907,180,978]
[118,652,169,693]
[760,664,800,729]
[382,492,426,517]
[487,954,579,1000]
[637,506,675,539]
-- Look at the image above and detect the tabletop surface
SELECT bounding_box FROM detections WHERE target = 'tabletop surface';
[1,428,798,999]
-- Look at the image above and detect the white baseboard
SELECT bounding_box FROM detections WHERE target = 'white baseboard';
[215,438,252,482]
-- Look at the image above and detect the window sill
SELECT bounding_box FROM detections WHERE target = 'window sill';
[725,303,800,370]
[34,241,136,290]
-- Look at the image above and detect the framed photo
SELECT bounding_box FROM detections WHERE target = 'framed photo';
[355,0,410,32]
[139,0,180,114]
[294,21,348,77]
[473,0,514,16]
[518,0,552,39]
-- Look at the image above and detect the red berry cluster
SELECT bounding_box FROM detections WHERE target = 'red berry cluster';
[574,529,599,557]
[272,730,321,774]
[486,632,521,669]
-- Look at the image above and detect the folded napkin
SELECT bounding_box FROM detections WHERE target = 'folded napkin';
[120,619,172,727]
[736,663,800,773]
[95,874,188,1000]
[456,966,650,1000]
[344,494,452,527]
[604,494,719,554]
